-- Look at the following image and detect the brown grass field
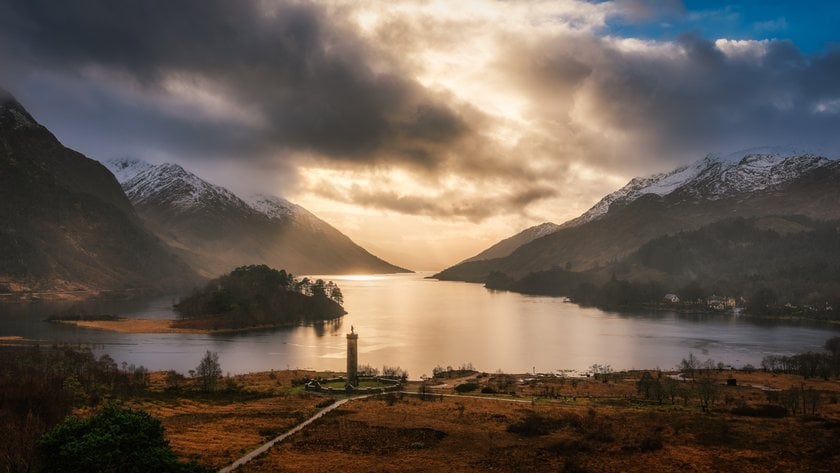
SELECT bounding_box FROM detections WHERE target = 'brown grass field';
[118,369,840,472]
[118,370,324,469]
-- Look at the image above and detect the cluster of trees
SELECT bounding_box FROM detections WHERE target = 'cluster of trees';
[636,217,840,316]
[432,362,476,378]
[760,336,840,379]
[637,340,840,416]
[0,345,233,471]
[488,269,683,310]
[635,354,736,412]
[484,217,840,320]
[0,345,151,471]
[174,264,346,330]
[355,364,409,381]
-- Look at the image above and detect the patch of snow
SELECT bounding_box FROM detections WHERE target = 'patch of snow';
[529,222,562,239]
[246,193,302,220]
[117,161,252,213]
[567,147,837,227]
[103,158,154,183]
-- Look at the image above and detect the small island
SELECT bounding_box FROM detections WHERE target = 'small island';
[172,264,346,332]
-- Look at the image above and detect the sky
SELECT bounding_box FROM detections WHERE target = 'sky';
[2,0,840,270]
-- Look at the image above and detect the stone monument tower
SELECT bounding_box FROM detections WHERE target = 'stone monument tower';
[346,325,358,387]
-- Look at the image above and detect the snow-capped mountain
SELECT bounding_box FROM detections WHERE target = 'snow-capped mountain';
[105,157,153,183]
[569,147,837,227]
[103,158,408,276]
[106,159,255,214]
[245,193,301,220]
[435,146,840,282]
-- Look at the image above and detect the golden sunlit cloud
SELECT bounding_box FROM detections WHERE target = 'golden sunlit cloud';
[4,0,838,270]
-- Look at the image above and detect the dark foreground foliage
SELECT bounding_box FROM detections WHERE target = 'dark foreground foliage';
[37,404,209,473]
[174,264,345,330]
[0,345,151,472]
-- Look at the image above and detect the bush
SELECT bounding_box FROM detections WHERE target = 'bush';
[481,386,497,394]
[37,404,209,472]
[455,382,479,393]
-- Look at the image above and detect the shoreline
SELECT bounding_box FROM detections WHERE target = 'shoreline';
[51,318,324,335]
[53,319,207,334]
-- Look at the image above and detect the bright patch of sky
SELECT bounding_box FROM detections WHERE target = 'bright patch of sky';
[604,1,840,53]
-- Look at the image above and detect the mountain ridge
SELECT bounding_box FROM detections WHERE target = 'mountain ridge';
[435,148,840,282]
[0,89,198,298]
[104,158,410,277]
[565,146,838,229]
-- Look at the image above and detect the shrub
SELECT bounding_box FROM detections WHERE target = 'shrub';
[37,404,209,472]
[455,382,479,393]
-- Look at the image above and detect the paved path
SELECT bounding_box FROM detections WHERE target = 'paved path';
[217,395,368,473]
[218,390,544,472]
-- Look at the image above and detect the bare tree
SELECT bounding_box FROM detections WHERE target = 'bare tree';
[196,351,222,392]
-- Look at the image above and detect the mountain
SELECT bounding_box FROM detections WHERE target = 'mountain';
[435,148,840,282]
[104,158,409,277]
[495,216,840,318]
[566,146,836,227]
[0,88,198,298]
[461,222,560,263]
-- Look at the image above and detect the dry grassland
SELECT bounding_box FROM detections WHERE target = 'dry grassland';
[238,371,840,473]
[123,370,324,469]
[113,369,840,472]
[240,393,840,472]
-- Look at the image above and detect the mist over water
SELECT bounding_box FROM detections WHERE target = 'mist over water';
[1,273,837,377]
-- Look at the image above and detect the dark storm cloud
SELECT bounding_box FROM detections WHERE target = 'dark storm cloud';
[2,0,838,224]
[0,0,469,167]
[505,31,840,174]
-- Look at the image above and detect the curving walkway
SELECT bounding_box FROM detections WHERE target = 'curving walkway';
[217,395,369,473]
[217,391,542,472]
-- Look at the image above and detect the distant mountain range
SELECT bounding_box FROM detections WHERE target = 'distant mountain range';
[104,158,408,277]
[0,88,198,297]
[0,88,406,299]
[435,147,840,283]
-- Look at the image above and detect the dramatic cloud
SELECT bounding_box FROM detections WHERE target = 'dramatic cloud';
[1,0,838,267]
[0,0,471,166]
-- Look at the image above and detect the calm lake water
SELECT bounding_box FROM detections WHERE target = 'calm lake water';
[1,272,837,378]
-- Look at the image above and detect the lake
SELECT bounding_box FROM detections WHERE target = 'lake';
[1,272,837,378]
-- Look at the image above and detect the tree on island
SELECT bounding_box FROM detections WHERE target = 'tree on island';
[174,265,346,331]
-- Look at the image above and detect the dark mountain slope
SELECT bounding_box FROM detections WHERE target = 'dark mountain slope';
[497,216,840,318]
[0,89,197,297]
